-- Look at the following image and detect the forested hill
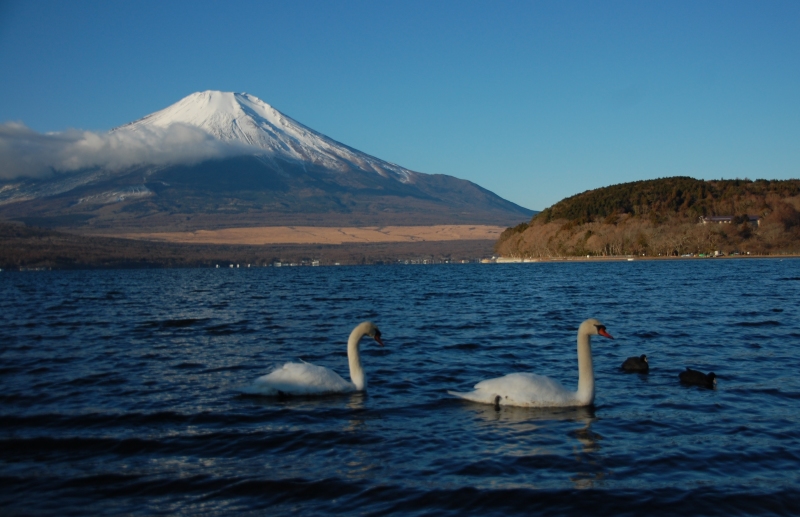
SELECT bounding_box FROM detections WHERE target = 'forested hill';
[496,177,800,258]
[535,177,800,224]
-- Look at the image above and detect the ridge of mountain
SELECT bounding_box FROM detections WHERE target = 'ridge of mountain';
[0,91,534,231]
[114,91,415,184]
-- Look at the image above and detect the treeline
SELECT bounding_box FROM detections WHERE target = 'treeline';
[496,177,800,257]
[534,177,800,224]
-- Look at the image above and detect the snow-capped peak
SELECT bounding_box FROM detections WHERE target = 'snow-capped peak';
[116,91,414,183]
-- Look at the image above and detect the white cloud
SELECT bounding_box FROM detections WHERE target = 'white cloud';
[0,122,255,180]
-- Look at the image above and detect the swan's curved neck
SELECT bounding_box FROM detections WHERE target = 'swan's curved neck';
[575,331,595,405]
[347,324,370,390]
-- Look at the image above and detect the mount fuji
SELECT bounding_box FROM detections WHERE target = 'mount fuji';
[0,91,533,232]
[117,91,415,184]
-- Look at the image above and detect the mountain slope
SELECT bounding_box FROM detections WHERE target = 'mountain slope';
[0,91,533,231]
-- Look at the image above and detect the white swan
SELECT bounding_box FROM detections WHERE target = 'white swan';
[448,318,613,407]
[246,321,384,396]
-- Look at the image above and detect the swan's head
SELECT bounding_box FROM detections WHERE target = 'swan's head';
[581,318,614,339]
[365,322,384,347]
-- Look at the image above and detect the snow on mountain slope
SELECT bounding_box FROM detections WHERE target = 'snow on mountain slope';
[0,90,535,227]
[115,91,414,183]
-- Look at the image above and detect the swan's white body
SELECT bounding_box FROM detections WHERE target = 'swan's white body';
[449,318,613,408]
[246,322,383,396]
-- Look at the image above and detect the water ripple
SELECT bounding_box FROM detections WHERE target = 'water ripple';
[1,259,800,515]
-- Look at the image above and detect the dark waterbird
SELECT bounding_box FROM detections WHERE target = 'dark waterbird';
[679,368,716,388]
[621,354,649,373]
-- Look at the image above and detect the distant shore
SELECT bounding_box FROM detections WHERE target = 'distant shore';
[3,222,799,271]
[0,223,496,270]
[492,253,800,263]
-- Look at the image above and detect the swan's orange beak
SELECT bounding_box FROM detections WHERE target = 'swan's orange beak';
[373,332,385,347]
[598,328,614,339]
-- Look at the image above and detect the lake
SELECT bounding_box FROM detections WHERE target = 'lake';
[2,259,800,515]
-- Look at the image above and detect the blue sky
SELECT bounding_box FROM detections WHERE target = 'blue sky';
[1,0,798,211]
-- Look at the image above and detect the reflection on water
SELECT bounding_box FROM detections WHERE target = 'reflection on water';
[466,402,597,425]
[345,392,367,412]
[571,420,602,454]
[344,393,367,434]
[459,400,607,488]
[570,418,606,489]
[570,470,609,490]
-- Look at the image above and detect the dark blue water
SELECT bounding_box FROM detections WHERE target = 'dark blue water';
[2,260,800,516]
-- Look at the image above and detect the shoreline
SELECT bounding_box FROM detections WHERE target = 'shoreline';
[492,254,800,263]
[3,222,799,270]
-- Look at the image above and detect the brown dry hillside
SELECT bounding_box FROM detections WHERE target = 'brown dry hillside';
[495,177,800,257]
